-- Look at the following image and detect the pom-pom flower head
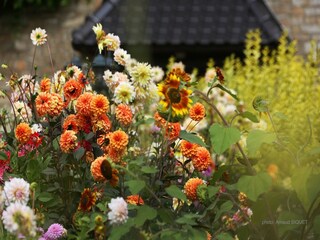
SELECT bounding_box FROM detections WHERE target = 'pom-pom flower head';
[115,104,133,126]
[42,223,67,240]
[63,79,82,100]
[40,77,51,92]
[189,102,206,121]
[108,197,128,225]
[184,177,205,201]
[15,123,32,144]
[90,94,110,118]
[59,130,77,153]
[30,27,47,46]
[191,147,213,172]
[76,92,93,117]
[109,130,129,152]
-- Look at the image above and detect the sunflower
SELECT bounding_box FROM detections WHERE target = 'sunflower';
[78,188,97,212]
[90,156,119,186]
[157,69,192,119]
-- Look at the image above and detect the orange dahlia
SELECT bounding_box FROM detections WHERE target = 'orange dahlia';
[90,94,109,117]
[107,146,126,164]
[109,130,129,152]
[78,188,97,212]
[47,93,64,116]
[115,104,133,126]
[158,68,192,118]
[62,114,78,133]
[90,156,108,182]
[77,72,88,88]
[126,195,144,205]
[76,92,93,116]
[206,231,212,240]
[92,114,112,133]
[189,102,206,121]
[60,130,77,153]
[15,123,32,144]
[76,113,92,133]
[184,177,205,201]
[39,77,51,92]
[180,140,198,158]
[63,79,82,100]
[154,111,167,127]
[90,156,119,186]
[165,122,181,141]
[191,147,212,172]
[35,92,51,116]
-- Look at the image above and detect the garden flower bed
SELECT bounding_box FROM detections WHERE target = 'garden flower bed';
[0,25,319,240]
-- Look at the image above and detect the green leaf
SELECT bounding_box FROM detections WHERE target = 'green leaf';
[313,215,320,236]
[240,111,259,123]
[216,233,234,240]
[125,180,146,194]
[85,132,95,140]
[214,201,233,222]
[27,159,40,181]
[246,130,276,156]
[73,147,85,160]
[158,208,174,224]
[176,214,199,226]
[109,219,134,240]
[165,185,187,201]
[141,166,158,174]
[179,130,207,147]
[134,205,157,227]
[0,151,8,160]
[38,192,53,202]
[277,211,305,237]
[236,172,272,201]
[291,167,320,211]
[209,123,241,154]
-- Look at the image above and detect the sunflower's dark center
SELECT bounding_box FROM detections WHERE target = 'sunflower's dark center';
[167,88,181,103]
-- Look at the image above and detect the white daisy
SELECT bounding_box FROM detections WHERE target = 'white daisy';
[105,33,120,51]
[113,48,131,66]
[107,197,128,225]
[114,82,135,104]
[2,202,37,237]
[3,178,30,206]
[30,28,47,46]
[151,66,164,82]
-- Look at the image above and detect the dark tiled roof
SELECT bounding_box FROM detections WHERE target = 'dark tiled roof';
[72,0,282,50]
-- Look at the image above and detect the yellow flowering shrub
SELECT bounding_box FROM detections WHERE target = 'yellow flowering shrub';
[224,30,320,145]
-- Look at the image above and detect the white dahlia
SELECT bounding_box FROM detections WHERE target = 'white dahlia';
[107,197,128,225]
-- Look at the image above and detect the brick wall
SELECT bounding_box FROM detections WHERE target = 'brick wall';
[265,0,320,54]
